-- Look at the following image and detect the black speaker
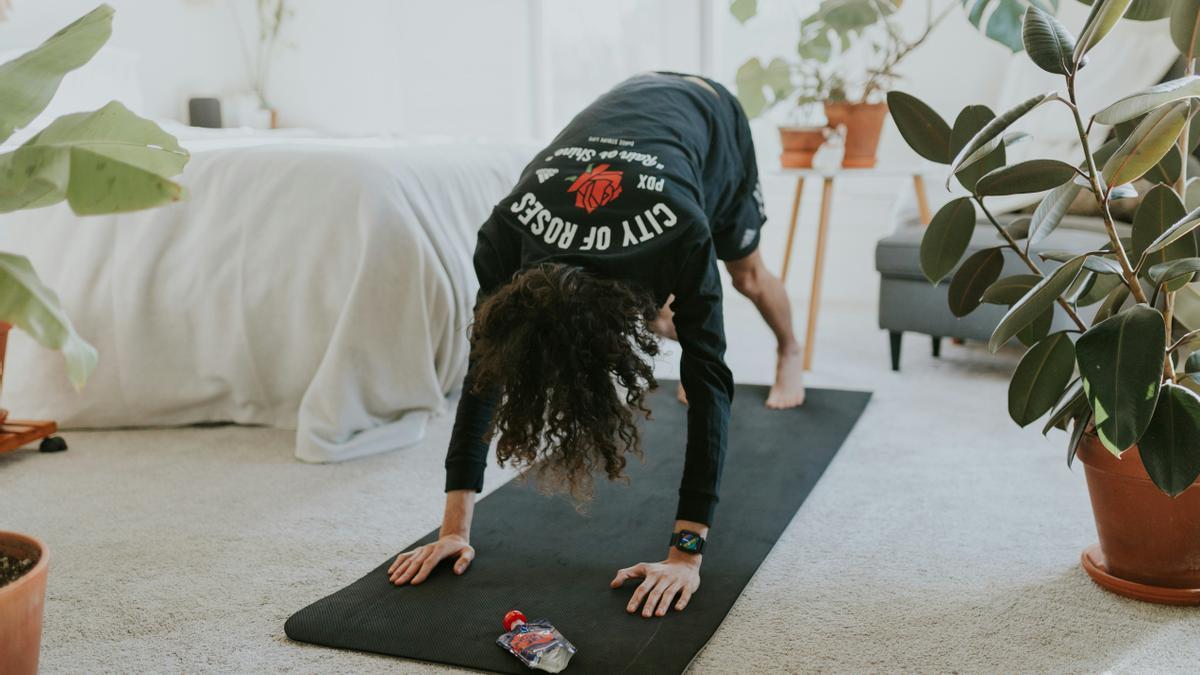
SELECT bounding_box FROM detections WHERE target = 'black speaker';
[188,97,222,128]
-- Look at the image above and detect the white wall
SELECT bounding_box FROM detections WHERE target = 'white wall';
[0,0,248,122]
[0,0,1024,146]
[266,0,536,137]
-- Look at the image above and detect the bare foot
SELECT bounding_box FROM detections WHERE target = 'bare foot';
[677,382,688,405]
[766,347,806,409]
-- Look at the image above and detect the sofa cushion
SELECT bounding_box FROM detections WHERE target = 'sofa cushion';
[876,215,1118,281]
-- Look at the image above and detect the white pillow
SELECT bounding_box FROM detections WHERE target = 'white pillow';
[894,14,1180,226]
[0,46,145,146]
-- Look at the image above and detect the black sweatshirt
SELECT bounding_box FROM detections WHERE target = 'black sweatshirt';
[444,73,765,526]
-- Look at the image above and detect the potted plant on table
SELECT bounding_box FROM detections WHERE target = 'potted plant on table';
[0,5,189,671]
[888,0,1200,604]
[732,0,951,168]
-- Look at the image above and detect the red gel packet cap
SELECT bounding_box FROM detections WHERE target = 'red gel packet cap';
[503,610,527,632]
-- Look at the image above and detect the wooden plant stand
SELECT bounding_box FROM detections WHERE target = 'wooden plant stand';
[775,166,933,371]
[0,324,67,455]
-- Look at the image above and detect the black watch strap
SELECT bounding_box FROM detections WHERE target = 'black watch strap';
[670,529,705,554]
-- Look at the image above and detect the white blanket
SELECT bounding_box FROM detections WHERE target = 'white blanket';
[0,131,532,462]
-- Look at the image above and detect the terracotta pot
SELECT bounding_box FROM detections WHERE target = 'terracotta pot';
[778,126,827,169]
[0,322,8,423]
[0,532,48,675]
[824,101,888,169]
[1076,434,1200,605]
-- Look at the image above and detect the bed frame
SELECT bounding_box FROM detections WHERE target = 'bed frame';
[0,324,65,455]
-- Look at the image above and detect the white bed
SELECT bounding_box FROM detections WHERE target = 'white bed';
[0,122,533,462]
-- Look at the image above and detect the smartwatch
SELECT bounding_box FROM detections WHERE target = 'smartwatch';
[670,529,705,554]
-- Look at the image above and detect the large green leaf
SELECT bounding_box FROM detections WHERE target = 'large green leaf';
[798,31,834,61]
[950,105,1007,192]
[0,4,113,143]
[1142,205,1200,257]
[1009,332,1077,427]
[1147,257,1200,286]
[1075,0,1171,21]
[948,247,1006,317]
[1170,0,1200,57]
[920,197,978,284]
[1043,378,1086,434]
[1190,110,1200,153]
[763,58,794,99]
[0,101,188,215]
[1101,101,1189,189]
[976,159,1077,196]
[965,0,1062,52]
[1138,383,1200,496]
[887,91,952,164]
[1134,186,1191,263]
[0,253,97,388]
[1082,255,1123,276]
[1189,177,1200,210]
[735,58,769,118]
[949,93,1057,183]
[1023,5,1076,75]
[803,0,893,36]
[983,274,1055,347]
[1005,215,1033,240]
[1147,143,1182,185]
[1095,77,1200,126]
[1074,270,1123,306]
[1122,0,1171,20]
[1017,306,1055,347]
[730,0,758,23]
[1073,0,1135,64]
[989,254,1087,352]
[982,273,1041,304]
[1066,408,1091,467]
[1093,282,1131,322]
[987,0,1028,52]
[1076,304,1166,455]
[1028,181,1083,247]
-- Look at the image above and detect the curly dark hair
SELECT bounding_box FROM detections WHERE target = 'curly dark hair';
[470,262,660,502]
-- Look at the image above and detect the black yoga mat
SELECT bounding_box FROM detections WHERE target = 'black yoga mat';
[286,382,870,673]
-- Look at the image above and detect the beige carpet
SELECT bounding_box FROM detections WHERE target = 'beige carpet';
[3,298,1199,674]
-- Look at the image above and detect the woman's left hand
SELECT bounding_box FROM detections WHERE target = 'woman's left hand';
[610,550,701,618]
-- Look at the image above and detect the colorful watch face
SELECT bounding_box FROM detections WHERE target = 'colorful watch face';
[675,530,702,553]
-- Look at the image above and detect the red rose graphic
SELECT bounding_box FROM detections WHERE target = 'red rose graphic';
[567,163,623,213]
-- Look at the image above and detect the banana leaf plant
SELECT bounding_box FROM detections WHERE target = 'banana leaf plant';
[963,0,1168,52]
[0,4,189,389]
[731,0,953,120]
[889,0,1200,497]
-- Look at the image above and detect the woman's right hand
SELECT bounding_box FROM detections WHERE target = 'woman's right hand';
[387,534,475,586]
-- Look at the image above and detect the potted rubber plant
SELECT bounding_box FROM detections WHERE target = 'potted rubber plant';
[888,0,1200,604]
[733,0,951,168]
[0,5,189,672]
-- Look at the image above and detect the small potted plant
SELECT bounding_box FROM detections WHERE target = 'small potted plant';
[0,5,190,669]
[888,0,1199,603]
[735,54,829,168]
[732,0,951,168]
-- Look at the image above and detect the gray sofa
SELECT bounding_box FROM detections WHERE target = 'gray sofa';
[875,214,1117,370]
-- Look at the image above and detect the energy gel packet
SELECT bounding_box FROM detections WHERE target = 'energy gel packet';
[496,609,577,672]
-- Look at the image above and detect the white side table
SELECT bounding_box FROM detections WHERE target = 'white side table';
[774,165,935,370]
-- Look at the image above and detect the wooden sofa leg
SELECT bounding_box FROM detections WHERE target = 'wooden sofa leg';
[889,331,902,371]
[931,336,942,358]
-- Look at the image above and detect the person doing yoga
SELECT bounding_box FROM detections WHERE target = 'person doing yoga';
[387,72,804,618]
